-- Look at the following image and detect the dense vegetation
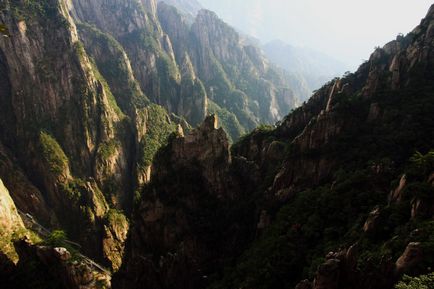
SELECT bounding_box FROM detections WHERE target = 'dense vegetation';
[39,131,69,176]
[396,273,434,289]
[139,104,177,168]
[209,37,434,288]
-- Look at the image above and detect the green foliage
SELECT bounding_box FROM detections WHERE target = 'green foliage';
[211,168,387,289]
[90,60,125,118]
[396,273,434,289]
[77,23,149,111]
[39,131,69,176]
[60,178,84,204]
[44,230,67,247]
[97,140,120,161]
[0,24,9,37]
[207,100,245,142]
[8,0,69,27]
[106,209,128,228]
[139,104,176,167]
[73,41,86,60]
[408,150,434,178]
[43,230,80,260]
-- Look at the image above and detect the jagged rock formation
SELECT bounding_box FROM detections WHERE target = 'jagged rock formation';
[0,0,176,271]
[114,115,259,289]
[2,1,434,289]
[2,239,111,289]
[116,4,434,289]
[0,178,26,262]
[0,0,298,272]
[66,0,299,141]
[158,5,298,138]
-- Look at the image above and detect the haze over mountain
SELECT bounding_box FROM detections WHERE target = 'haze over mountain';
[263,39,350,101]
[1,1,434,289]
[157,0,202,17]
[198,0,432,70]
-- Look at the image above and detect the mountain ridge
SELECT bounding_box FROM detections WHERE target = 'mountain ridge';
[1,2,434,289]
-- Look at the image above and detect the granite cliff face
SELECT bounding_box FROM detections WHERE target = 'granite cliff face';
[115,115,258,289]
[0,0,175,271]
[158,5,298,138]
[67,0,298,140]
[2,1,434,289]
[0,0,296,279]
[116,4,434,289]
[157,0,202,17]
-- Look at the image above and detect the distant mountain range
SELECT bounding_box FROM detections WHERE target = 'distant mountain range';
[160,0,350,101]
[264,39,350,100]
[157,0,202,16]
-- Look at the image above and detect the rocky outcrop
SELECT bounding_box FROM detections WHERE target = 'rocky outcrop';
[2,239,111,289]
[267,2,434,201]
[0,143,53,226]
[395,242,423,274]
[0,0,134,269]
[0,179,24,235]
[157,4,299,137]
[115,115,258,289]
[0,178,26,262]
[69,0,209,127]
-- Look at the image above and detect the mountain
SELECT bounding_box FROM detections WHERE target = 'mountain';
[1,1,434,289]
[114,4,434,289]
[0,0,297,279]
[264,39,350,101]
[157,6,299,139]
[157,0,202,17]
[71,0,299,141]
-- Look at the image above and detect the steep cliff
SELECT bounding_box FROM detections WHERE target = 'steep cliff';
[0,178,26,262]
[67,0,300,141]
[157,4,298,138]
[0,0,179,271]
[69,0,208,127]
[117,4,434,289]
[157,0,202,17]
[2,1,434,289]
[207,4,434,289]
[114,115,261,289]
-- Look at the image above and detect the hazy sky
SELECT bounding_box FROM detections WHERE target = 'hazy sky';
[198,0,432,70]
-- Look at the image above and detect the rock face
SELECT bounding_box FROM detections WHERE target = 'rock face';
[2,239,111,289]
[0,0,155,270]
[0,179,25,236]
[0,178,26,262]
[157,4,298,138]
[66,0,299,140]
[2,1,434,289]
[395,242,423,274]
[156,0,202,17]
[0,0,296,275]
[115,115,258,289]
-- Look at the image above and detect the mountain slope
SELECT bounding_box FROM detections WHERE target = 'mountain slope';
[68,0,300,141]
[0,0,298,276]
[116,4,434,289]
[157,5,298,139]
[157,0,202,17]
[0,0,180,272]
